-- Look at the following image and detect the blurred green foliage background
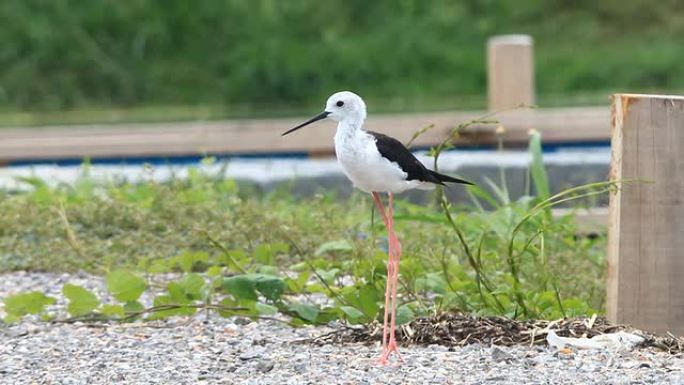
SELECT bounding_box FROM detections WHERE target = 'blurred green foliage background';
[1,0,682,119]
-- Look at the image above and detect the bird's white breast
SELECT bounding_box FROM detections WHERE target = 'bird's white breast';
[333,125,420,194]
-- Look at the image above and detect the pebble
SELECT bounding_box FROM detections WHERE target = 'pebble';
[233,317,252,326]
[1,272,684,384]
[294,363,307,374]
[238,350,262,361]
[257,359,275,373]
[491,346,517,362]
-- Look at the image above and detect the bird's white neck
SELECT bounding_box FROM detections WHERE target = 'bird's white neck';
[335,118,365,140]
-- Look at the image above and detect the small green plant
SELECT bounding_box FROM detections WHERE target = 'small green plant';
[398,113,614,319]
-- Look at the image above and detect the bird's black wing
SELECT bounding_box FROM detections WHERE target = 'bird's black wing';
[368,131,442,184]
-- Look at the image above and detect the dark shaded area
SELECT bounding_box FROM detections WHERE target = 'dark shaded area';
[305,312,684,354]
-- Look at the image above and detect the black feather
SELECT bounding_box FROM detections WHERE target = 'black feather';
[369,131,474,186]
[429,170,474,185]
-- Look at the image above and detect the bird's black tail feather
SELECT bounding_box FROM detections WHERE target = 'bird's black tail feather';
[429,170,474,186]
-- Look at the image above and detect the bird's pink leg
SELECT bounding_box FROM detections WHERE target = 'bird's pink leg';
[371,192,392,357]
[377,192,403,364]
[387,192,402,258]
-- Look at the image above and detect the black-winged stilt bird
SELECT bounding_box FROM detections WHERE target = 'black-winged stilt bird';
[282,91,473,364]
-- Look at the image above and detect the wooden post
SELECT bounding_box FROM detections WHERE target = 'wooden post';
[487,35,535,111]
[607,93,684,335]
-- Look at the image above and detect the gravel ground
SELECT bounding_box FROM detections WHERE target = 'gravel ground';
[2,272,684,385]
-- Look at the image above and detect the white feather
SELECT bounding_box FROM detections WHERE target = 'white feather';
[326,92,433,194]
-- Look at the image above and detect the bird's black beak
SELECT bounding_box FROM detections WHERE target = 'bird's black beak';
[282,111,330,136]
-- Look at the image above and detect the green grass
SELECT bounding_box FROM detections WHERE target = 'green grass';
[0,114,617,327]
[0,151,611,325]
[1,1,683,117]
[0,108,622,328]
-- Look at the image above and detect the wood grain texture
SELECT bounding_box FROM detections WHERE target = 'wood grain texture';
[607,93,684,335]
[0,107,608,162]
[487,35,535,111]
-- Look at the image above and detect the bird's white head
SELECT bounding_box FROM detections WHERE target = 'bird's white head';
[282,91,366,136]
[324,91,366,123]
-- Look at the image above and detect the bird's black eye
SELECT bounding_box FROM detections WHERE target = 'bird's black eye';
[336,101,344,107]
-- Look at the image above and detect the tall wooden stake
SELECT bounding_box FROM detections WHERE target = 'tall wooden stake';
[607,93,684,335]
[487,35,535,111]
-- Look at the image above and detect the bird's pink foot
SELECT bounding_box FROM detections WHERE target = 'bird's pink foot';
[374,339,403,366]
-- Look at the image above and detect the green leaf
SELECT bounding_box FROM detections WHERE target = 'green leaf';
[167,273,205,304]
[3,291,56,320]
[483,176,511,206]
[315,239,353,256]
[561,298,590,317]
[147,258,173,274]
[254,244,275,265]
[394,304,415,325]
[257,265,280,276]
[285,270,311,292]
[255,303,278,315]
[217,297,240,318]
[340,306,365,323]
[102,304,125,318]
[106,270,147,302]
[315,268,340,283]
[415,273,448,295]
[466,184,500,210]
[147,295,195,320]
[223,249,249,271]
[289,262,307,271]
[63,284,100,317]
[535,291,558,311]
[123,300,145,314]
[358,284,379,319]
[253,275,286,301]
[167,283,187,304]
[175,251,209,273]
[316,308,340,324]
[528,129,550,202]
[222,275,258,301]
[288,303,319,323]
[206,266,223,277]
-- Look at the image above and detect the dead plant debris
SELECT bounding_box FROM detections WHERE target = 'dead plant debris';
[304,312,683,354]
